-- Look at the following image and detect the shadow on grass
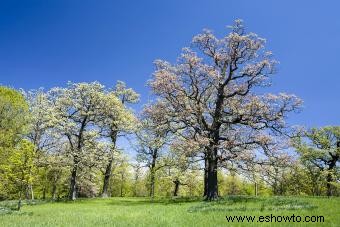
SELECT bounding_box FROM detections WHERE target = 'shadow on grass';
[187,196,318,213]
[106,196,203,206]
[0,209,33,216]
[0,199,51,215]
[0,196,320,215]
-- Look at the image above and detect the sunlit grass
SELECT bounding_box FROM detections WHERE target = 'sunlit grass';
[0,196,339,226]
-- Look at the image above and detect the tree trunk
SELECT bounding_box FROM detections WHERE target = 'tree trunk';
[204,156,209,197]
[204,80,224,201]
[69,164,78,200]
[102,131,117,198]
[327,159,337,197]
[173,179,180,197]
[149,149,157,198]
[52,183,57,200]
[254,182,258,197]
[29,184,34,200]
[101,158,113,198]
[17,191,22,211]
[120,173,124,197]
[42,186,46,200]
[326,170,334,197]
[133,167,140,197]
[149,169,155,198]
[205,149,218,200]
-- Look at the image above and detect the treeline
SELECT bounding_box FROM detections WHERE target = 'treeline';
[0,20,339,208]
[0,83,339,207]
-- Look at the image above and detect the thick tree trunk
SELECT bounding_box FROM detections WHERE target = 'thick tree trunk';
[205,84,224,201]
[69,164,78,200]
[205,149,218,200]
[149,149,157,198]
[101,158,113,198]
[101,131,117,198]
[326,173,332,197]
[173,179,180,197]
[204,156,209,197]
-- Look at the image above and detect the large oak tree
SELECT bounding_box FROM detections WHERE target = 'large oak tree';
[149,20,301,200]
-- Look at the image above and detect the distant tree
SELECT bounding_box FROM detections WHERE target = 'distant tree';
[149,20,301,200]
[259,154,292,195]
[110,154,132,197]
[131,162,146,197]
[135,110,169,198]
[294,126,340,196]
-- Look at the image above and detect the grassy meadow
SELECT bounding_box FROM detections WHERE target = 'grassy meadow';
[0,196,339,227]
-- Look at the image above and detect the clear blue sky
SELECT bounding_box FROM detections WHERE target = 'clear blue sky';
[0,0,339,128]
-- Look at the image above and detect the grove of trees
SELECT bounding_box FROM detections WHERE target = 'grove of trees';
[0,20,339,204]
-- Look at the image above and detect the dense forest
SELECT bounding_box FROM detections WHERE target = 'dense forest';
[0,20,339,210]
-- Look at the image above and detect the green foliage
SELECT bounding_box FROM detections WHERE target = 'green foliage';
[0,139,36,205]
[0,86,29,139]
[0,87,32,200]
[0,83,338,205]
[294,126,340,196]
[218,172,271,197]
[0,86,30,160]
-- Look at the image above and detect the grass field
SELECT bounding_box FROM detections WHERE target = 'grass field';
[0,196,339,226]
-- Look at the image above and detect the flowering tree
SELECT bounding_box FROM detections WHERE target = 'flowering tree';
[23,89,59,200]
[51,82,106,200]
[149,20,302,200]
[133,102,176,197]
[24,89,57,158]
[98,81,139,197]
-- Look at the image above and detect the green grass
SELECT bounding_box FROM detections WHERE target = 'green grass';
[0,196,339,226]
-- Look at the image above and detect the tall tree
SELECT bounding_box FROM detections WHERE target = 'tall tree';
[99,81,138,197]
[294,126,340,196]
[51,82,106,200]
[149,20,301,200]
